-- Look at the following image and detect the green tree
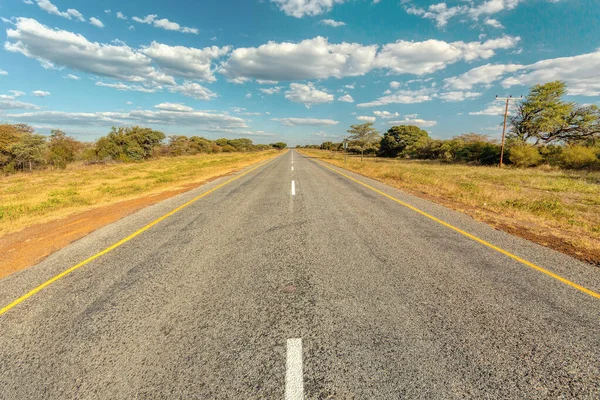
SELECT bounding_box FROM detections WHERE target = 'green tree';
[379,125,428,158]
[188,136,213,153]
[48,129,80,169]
[347,123,380,161]
[0,124,35,172]
[95,126,165,162]
[510,81,600,145]
[271,142,287,150]
[11,134,46,171]
[167,135,190,156]
[320,141,335,150]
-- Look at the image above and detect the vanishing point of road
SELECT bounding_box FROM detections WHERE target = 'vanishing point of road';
[1,150,599,398]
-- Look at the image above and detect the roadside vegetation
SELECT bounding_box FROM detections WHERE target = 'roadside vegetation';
[298,81,600,265]
[303,81,600,170]
[0,124,286,235]
[0,123,287,174]
[0,151,280,236]
[300,149,600,265]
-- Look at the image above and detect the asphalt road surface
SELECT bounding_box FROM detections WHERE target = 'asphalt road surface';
[1,150,599,399]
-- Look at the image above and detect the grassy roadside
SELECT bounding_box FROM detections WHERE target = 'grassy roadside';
[0,150,280,237]
[299,149,600,266]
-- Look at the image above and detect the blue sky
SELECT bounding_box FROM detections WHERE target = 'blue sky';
[0,0,598,145]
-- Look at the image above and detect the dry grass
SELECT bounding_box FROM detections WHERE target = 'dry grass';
[0,150,280,236]
[300,149,600,265]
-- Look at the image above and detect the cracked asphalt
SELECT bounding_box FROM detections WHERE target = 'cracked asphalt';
[1,150,599,399]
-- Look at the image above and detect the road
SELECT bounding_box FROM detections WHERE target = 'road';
[1,150,599,399]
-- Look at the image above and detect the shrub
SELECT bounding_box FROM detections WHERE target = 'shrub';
[508,144,542,167]
[538,145,563,166]
[559,145,598,169]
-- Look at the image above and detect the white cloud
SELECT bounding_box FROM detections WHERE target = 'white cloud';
[116,11,127,20]
[259,86,283,95]
[358,88,434,107]
[168,81,217,100]
[32,90,50,97]
[320,19,346,27]
[221,35,517,82]
[0,91,40,110]
[0,70,7,76]
[405,3,466,28]
[154,102,194,112]
[444,63,523,90]
[5,109,248,129]
[35,0,72,19]
[469,103,511,116]
[373,110,400,119]
[5,18,174,87]
[502,50,600,96]
[67,9,85,22]
[389,81,401,89]
[89,17,104,28]
[104,10,111,14]
[484,18,504,28]
[96,81,157,93]
[132,14,198,34]
[64,73,80,80]
[285,82,334,106]
[221,36,378,81]
[338,94,354,103]
[256,79,278,85]
[270,0,346,18]
[309,131,343,138]
[388,116,437,127]
[469,0,522,19]
[404,0,551,27]
[375,36,520,75]
[344,83,355,89]
[357,116,376,122]
[273,117,339,126]
[438,91,481,102]
[140,42,230,82]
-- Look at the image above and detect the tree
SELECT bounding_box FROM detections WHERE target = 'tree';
[320,141,335,150]
[11,134,46,171]
[509,81,600,145]
[48,129,80,169]
[347,123,380,161]
[379,125,428,158]
[271,142,287,150]
[95,126,165,162]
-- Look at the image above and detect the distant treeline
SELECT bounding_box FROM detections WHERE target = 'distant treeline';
[0,124,286,175]
[300,81,600,170]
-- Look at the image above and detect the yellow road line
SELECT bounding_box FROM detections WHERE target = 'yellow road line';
[0,156,279,317]
[315,160,600,300]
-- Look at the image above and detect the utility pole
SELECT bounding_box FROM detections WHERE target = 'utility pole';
[495,95,522,167]
[343,136,348,165]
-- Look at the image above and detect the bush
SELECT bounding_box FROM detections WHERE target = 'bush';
[559,145,598,169]
[538,145,563,166]
[508,144,542,167]
[95,126,165,162]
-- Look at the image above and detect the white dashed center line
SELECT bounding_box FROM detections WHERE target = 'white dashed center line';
[291,180,296,196]
[292,166,294,171]
[285,338,304,400]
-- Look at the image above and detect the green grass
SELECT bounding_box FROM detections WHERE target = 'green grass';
[0,151,279,235]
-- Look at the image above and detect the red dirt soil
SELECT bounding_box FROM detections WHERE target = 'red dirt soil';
[0,178,223,280]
